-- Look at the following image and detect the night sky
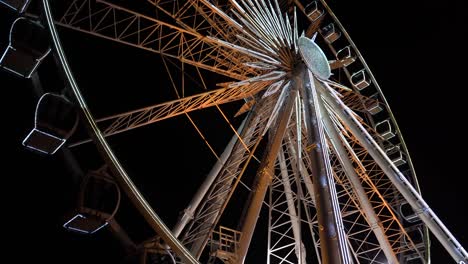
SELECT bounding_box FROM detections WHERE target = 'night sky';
[1,0,467,263]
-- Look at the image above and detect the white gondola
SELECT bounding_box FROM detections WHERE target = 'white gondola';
[0,0,31,13]
[386,145,407,167]
[365,93,383,115]
[64,167,121,234]
[336,45,356,67]
[304,1,323,22]
[375,119,395,140]
[400,201,420,223]
[403,225,426,263]
[22,93,78,154]
[0,17,50,78]
[351,69,372,90]
[322,23,341,43]
[403,225,425,248]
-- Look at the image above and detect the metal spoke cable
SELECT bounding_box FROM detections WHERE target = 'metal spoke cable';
[163,47,259,194]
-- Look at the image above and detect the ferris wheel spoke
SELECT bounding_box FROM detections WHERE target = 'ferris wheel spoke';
[296,70,352,263]
[335,128,426,260]
[179,94,278,258]
[285,132,321,254]
[324,103,430,258]
[68,81,270,147]
[286,125,317,203]
[164,48,263,166]
[267,139,307,263]
[322,97,428,261]
[318,81,468,263]
[286,132,317,209]
[236,81,298,263]
[57,0,261,80]
[325,81,382,114]
[321,96,430,262]
[322,102,408,263]
[284,118,325,261]
[147,0,244,43]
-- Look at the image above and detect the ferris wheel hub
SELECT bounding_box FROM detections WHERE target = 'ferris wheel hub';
[298,36,331,80]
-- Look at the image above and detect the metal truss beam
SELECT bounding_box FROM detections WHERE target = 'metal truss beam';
[147,0,243,42]
[68,80,371,146]
[179,94,278,258]
[321,88,427,263]
[301,69,350,264]
[335,127,427,262]
[286,127,323,263]
[95,81,270,139]
[237,79,297,264]
[172,115,249,238]
[267,146,307,264]
[321,101,399,263]
[57,0,261,80]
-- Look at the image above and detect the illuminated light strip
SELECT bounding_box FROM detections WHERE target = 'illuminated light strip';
[22,128,66,155]
[63,214,109,234]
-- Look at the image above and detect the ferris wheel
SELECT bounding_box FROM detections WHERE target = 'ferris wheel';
[2,0,467,263]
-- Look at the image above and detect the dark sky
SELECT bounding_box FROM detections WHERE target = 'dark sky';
[1,0,467,263]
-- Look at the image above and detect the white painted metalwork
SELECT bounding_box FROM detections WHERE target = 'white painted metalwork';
[320,81,468,263]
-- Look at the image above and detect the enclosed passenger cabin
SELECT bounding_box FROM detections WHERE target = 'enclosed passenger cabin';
[364,93,383,115]
[64,167,121,234]
[375,119,395,140]
[386,145,407,167]
[304,1,324,22]
[321,23,341,44]
[22,93,78,154]
[0,17,50,78]
[399,201,420,224]
[351,69,372,90]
